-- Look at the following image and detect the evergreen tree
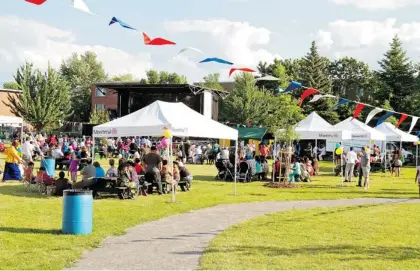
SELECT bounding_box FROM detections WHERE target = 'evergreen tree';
[89,109,110,124]
[300,41,339,123]
[4,62,72,131]
[377,35,416,114]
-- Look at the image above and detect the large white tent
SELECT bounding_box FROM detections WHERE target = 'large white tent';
[295,112,351,140]
[334,117,386,141]
[0,116,23,125]
[375,122,418,142]
[93,100,238,140]
[93,101,239,199]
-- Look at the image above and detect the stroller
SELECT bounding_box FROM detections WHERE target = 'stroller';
[215,159,234,181]
[238,161,251,183]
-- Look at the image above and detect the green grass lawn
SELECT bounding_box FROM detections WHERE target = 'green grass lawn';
[0,159,419,269]
[200,203,420,270]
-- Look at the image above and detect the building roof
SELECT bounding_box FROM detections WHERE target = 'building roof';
[94,83,230,99]
[0,88,22,93]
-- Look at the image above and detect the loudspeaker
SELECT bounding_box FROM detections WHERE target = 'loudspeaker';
[82,124,94,136]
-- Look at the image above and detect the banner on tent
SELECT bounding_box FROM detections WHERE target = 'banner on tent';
[317,133,340,139]
[93,128,118,136]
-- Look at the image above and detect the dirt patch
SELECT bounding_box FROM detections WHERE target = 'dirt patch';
[264,182,298,189]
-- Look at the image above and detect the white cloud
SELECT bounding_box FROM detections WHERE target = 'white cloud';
[163,19,281,70]
[330,0,420,10]
[315,18,420,65]
[0,16,153,80]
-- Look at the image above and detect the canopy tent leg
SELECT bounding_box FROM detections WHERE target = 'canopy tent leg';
[170,140,176,203]
[92,136,95,161]
[416,143,419,169]
[272,137,277,182]
[234,139,238,196]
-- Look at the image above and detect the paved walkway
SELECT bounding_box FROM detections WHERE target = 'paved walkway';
[70,198,418,270]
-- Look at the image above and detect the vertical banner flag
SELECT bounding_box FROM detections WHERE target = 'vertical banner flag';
[409,117,419,133]
[365,108,383,125]
[376,112,394,127]
[299,88,319,107]
[352,103,365,120]
[395,114,408,128]
[333,98,351,109]
[284,81,302,92]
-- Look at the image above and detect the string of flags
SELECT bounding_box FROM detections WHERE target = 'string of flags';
[24,0,258,78]
[281,80,420,134]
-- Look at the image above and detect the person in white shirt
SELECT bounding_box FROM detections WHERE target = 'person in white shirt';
[21,137,34,163]
[194,145,202,164]
[345,147,358,182]
[312,145,318,159]
[318,146,326,161]
[220,148,230,160]
[52,145,64,159]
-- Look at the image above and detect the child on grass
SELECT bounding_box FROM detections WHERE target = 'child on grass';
[68,153,78,184]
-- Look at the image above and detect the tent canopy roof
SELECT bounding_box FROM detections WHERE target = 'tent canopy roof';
[0,116,23,125]
[93,100,238,140]
[294,112,351,140]
[233,127,268,140]
[375,122,418,142]
[334,117,386,141]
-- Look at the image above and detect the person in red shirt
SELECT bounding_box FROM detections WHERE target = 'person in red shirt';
[37,167,55,186]
[134,158,145,175]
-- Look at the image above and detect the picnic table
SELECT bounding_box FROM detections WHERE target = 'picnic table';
[90,177,133,200]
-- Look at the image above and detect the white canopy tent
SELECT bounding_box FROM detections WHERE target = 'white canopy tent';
[295,112,351,141]
[93,101,239,200]
[0,116,24,142]
[334,117,386,141]
[376,122,419,167]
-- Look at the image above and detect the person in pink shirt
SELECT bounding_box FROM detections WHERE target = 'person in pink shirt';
[68,153,79,183]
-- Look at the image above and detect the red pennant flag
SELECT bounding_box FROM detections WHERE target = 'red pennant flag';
[143,32,176,45]
[229,68,256,77]
[396,113,408,128]
[352,103,365,120]
[299,88,319,107]
[26,0,46,5]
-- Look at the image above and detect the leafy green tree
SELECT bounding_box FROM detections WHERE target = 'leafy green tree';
[200,73,224,90]
[110,73,137,82]
[377,36,417,114]
[4,62,72,131]
[256,59,290,91]
[89,109,110,124]
[2,81,20,90]
[60,51,107,122]
[144,70,187,84]
[300,41,339,123]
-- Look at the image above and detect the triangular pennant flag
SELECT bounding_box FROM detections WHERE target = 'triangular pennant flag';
[409,117,419,133]
[352,103,365,120]
[365,108,383,125]
[395,113,408,128]
[275,87,285,94]
[284,81,302,92]
[309,94,335,103]
[332,98,351,109]
[299,88,319,107]
[376,112,394,127]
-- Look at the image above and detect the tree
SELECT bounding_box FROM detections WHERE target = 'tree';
[60,51,107,122]
[256,59,290,91]
[2,81,20,90]
[300,41,339,123]
[4,62,72,131]
[144,70,187,84]
[89,109,110,124]
[200,73,224,90]
[377,35,417,114]
[110,73,137,82]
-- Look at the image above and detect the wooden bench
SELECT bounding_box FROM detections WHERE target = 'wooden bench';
[91,178,136,200]
[178,179,189,192]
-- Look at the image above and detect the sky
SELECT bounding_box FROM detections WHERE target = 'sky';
[2,0,420,85]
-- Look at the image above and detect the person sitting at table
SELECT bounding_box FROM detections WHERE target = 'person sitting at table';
[73,159,96,189]
[134,158,144,175]
[106,159,118,177]
[80,147,89,159]
[55,171,71,196]
[37,166,54,186]
[52,145,64,168]
[93,161,105,178]
[24,161,36,184]
[178,161,193,191]
[161,159,172,191]
[143,145,163,195]
[117,163,137,198]
[127,161,139,187]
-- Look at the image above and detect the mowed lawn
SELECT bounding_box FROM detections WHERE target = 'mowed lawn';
[200,203,420,270]
[0,158,419,270]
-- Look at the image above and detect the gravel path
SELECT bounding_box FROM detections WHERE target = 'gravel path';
[69,198,418,270]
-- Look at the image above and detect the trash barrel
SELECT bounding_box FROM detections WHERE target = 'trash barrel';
[40,157,56,178]
[62,189,93,235]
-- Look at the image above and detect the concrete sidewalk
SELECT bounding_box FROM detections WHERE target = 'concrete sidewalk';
[69,198,418,270]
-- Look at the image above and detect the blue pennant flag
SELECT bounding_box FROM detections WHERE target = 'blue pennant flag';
[332,98,351,109]
[275,87,285,94]
[376,112,394,127]
[199,57,233,65]
[109,17,137,30]
[284,81,302,92]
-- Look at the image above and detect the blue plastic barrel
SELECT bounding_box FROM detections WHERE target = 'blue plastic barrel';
[40,157,56,178]
[62,190,93,235]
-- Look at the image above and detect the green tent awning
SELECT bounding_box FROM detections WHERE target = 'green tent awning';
[232,127,268,140]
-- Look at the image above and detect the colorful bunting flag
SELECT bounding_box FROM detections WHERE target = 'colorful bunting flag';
[143,32,176,45]
[229,68,256,77]
[352,104,365,120]
[395,113,408,128]
[199,57,233,65]
[365,108,383,125]
[109,17,137,30]
[333,98,351,109]
[299,88,319,107]
[409,117,419,133]
[309,94,334,103]
[376,112,394,127]
[25,0,46,5]
[177,47,203,56]
[284,81,302,92]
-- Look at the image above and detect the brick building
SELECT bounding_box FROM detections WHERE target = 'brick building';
[0,88,22,116]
